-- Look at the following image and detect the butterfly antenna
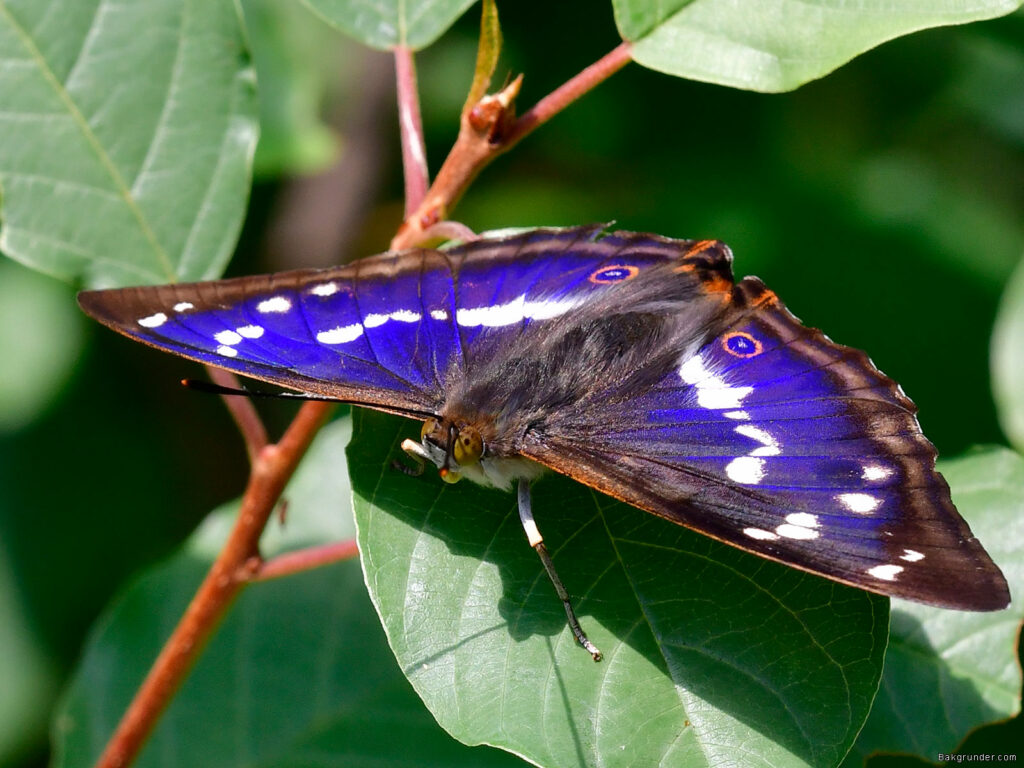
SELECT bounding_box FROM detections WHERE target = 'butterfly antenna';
[517,480,602,662]
[442,422,458,472]
[181,378,340,402]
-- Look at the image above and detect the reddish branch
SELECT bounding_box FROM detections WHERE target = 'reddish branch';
[394,46,429,217]
[93,38,633,768]
[93,402,332,768]
[392,42,632,250]
[255,539,361,581]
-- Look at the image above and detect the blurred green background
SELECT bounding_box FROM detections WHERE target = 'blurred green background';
[0,2,1022,766]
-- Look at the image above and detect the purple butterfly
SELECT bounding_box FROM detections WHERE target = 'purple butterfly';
[78,225,1009,660]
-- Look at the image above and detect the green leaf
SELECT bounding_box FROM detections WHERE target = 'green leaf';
[241,0,340,178]
[992,256,1024,453]
[846,447,1024,765]
[0,0,257,287]
[53,417,521,768]
[614,0,1024,93]
[0,258,84,431]
[299,0,478,50]
[350,409,888,768]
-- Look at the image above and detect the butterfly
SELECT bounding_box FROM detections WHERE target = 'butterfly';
[78,224,1009,659]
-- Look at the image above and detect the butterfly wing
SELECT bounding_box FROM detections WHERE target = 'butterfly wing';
[517,269,1009,610]
[77,225,721,417]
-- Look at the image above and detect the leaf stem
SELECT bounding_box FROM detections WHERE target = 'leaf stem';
[254,539,360,581]
[391,41,632,249]
[394,46,429,217]
[92,401,333,768]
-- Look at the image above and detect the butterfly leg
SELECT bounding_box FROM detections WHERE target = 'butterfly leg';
[394,439,427,477]
[517,479,602,662]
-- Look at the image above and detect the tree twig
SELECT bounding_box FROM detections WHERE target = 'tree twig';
[504,42,632,145]
[255,539,360,581]
[394,46,428,217]
[92,402,333,768]
[392,42,632,250]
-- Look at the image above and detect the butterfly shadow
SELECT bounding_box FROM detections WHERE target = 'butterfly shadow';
[349,410,895,765]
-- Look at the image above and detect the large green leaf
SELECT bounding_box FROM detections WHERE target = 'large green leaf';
[53,417,522,768]
[992,255,1024,453]
[846,447,1024,765]
[0,0,257,287]
[614,0,1024,93]
[299,0,478,50]
[350,409,888,768]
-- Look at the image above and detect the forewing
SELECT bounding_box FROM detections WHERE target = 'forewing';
[521,278,1009,610]
[77,226,724,415]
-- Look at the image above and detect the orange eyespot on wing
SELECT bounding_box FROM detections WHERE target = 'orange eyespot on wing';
[588,264,640,284]
[722,331,763,358]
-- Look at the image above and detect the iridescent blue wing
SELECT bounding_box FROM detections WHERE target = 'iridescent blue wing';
[77,226,710,416]
[519,263,1009,610]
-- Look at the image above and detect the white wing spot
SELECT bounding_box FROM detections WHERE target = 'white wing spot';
[900,549,925,562]
[430,309,448,320]
[862,464,893,481]
[724,410,750,420]
[257,296,291,313]
[735,424,781,457]
[311,282,338,297]
[744,527,778,541]
[775,524,819,540]
[679,354,753,409]
[237,325,264,339]
[867,564,903,581]
[364,310,423,329]
[216,345,238,358]
[138,312,167,328]
[317,324,364,344]
[214,330,243,346]
[173,302,194,312]
[456,295,581,327]
[837,493,881,514]
[776,512,819,540]
[725,456,765,484]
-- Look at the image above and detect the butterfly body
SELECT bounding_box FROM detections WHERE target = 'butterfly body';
[78,225,1010,615]
[435,245,729,469]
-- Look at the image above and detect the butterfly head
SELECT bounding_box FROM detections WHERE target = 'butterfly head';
[400,416,543,491]
[414,418,484,484]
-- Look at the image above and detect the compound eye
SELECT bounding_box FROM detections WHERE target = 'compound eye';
[420,418,441,442]
[452,426,483,466]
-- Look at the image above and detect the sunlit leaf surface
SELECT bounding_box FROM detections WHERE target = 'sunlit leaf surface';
[0,0,257,286]
[351,410,888,768]
[614,0,1024,92]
